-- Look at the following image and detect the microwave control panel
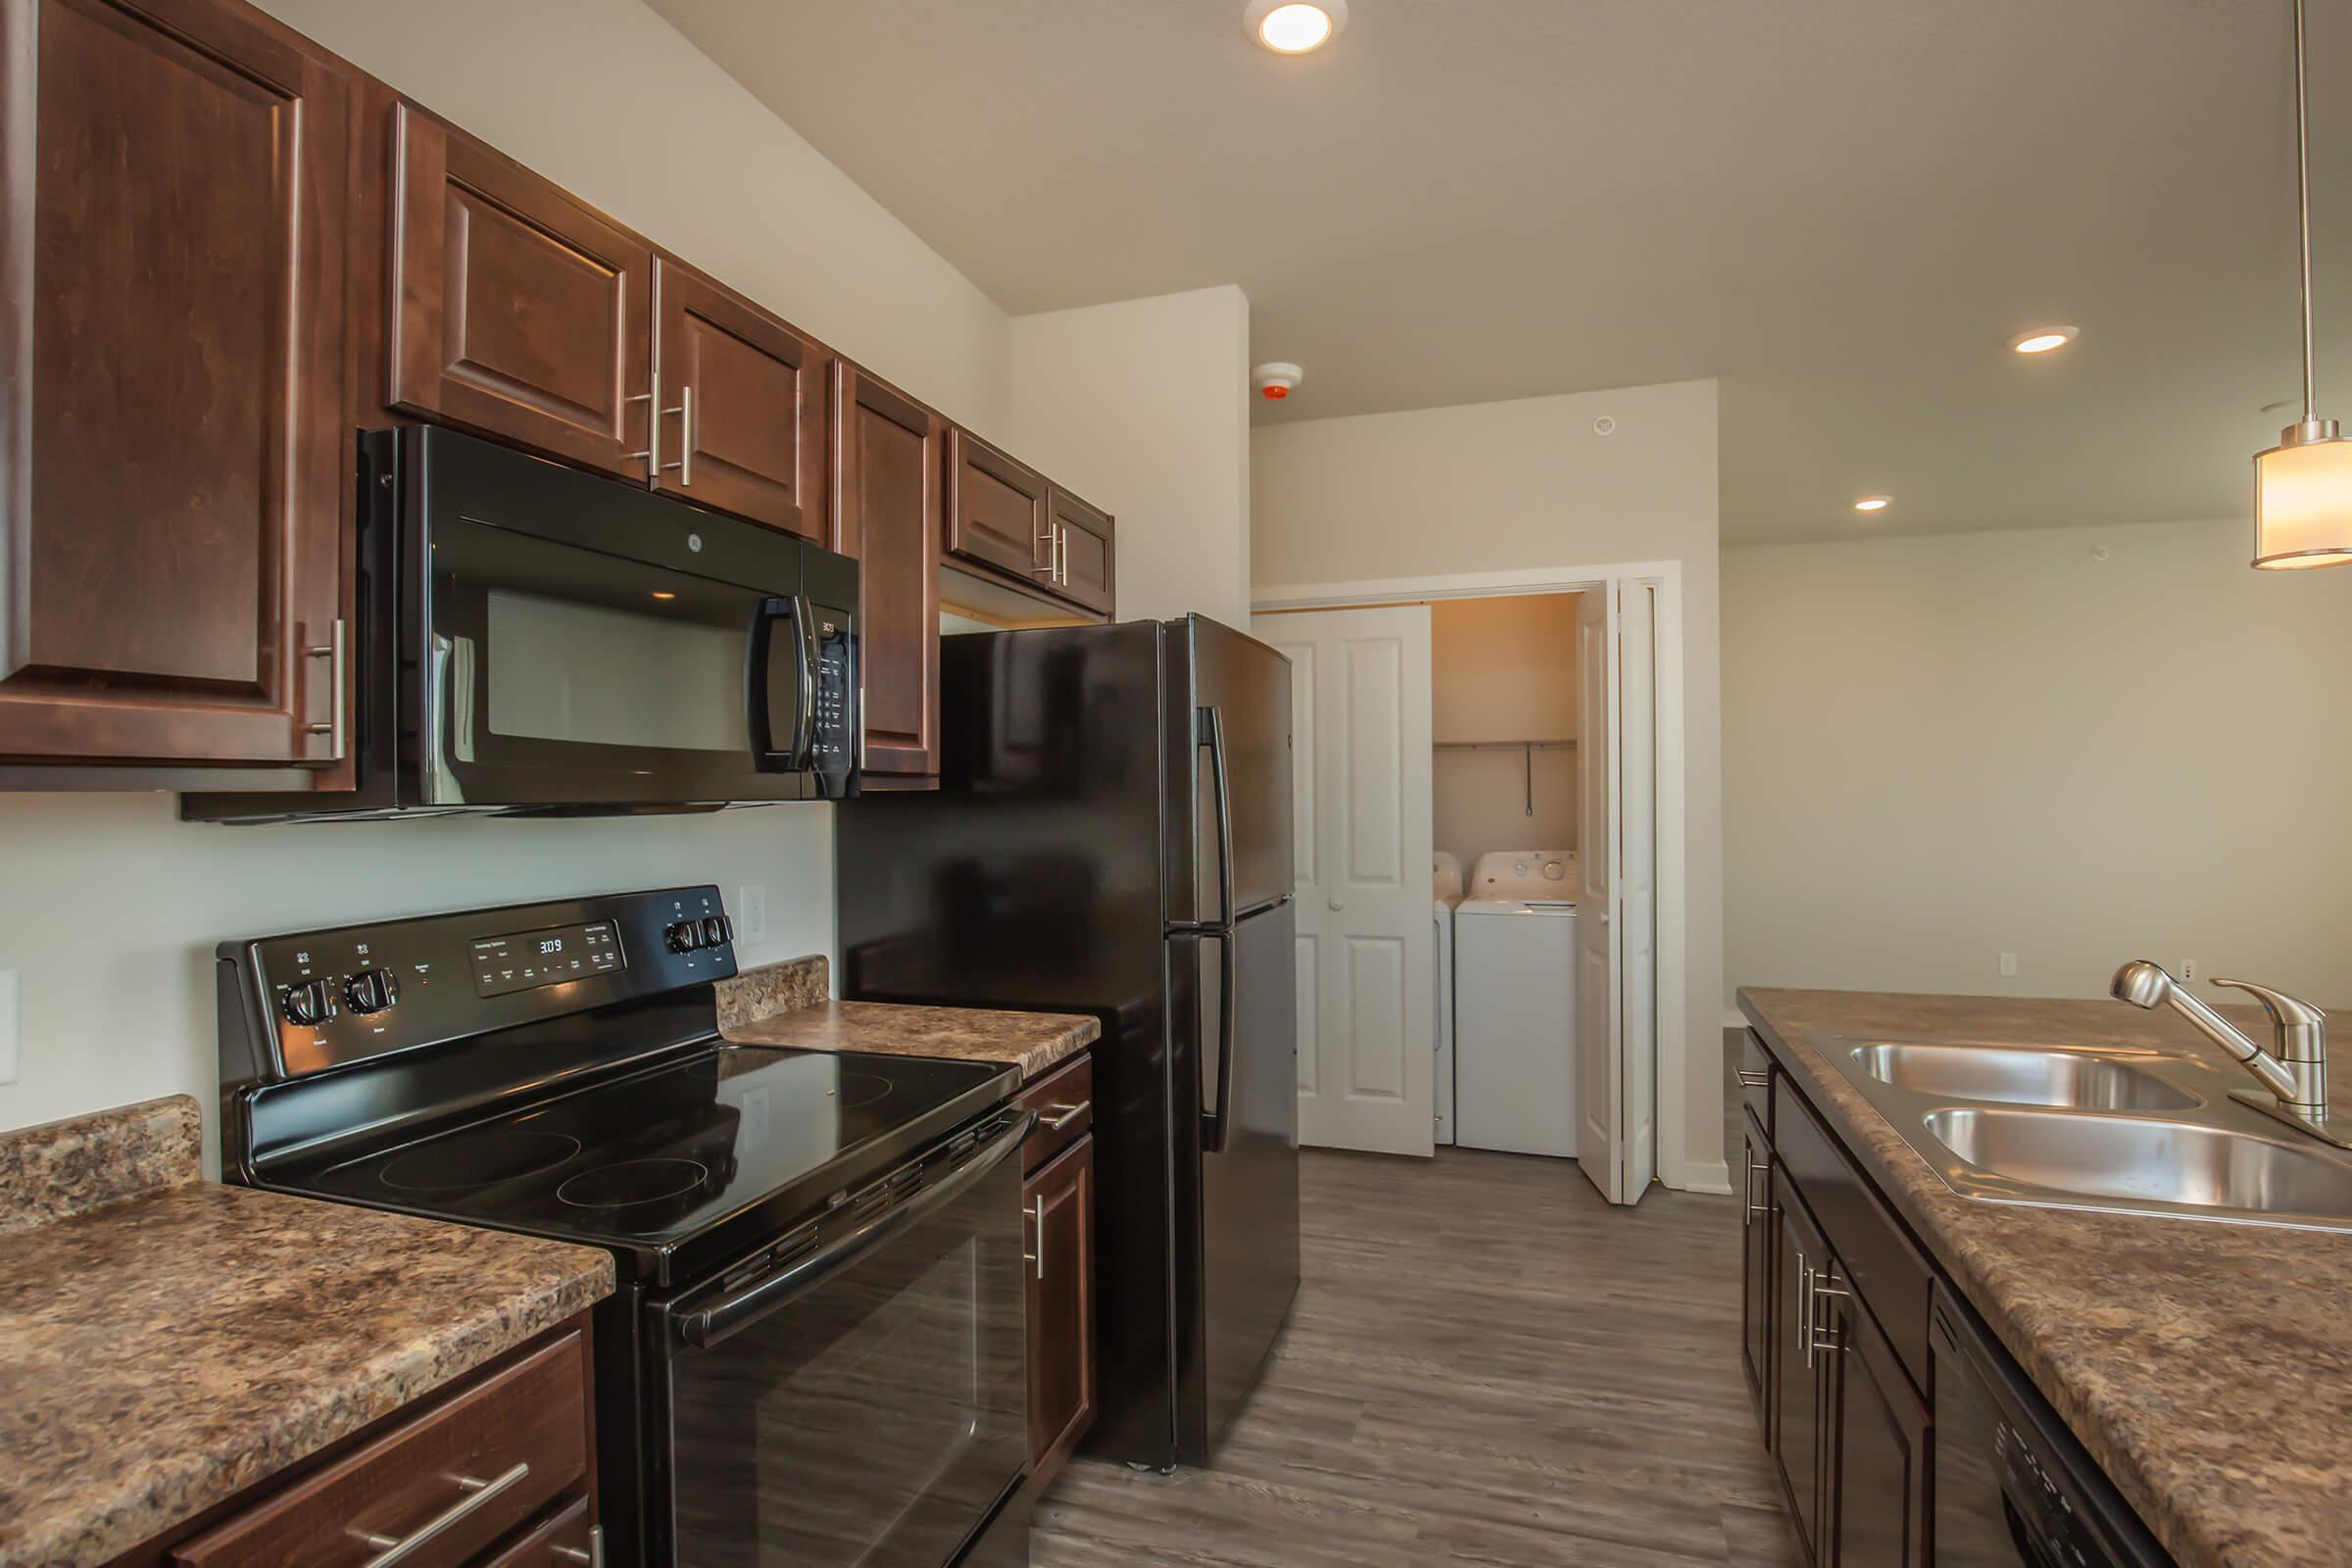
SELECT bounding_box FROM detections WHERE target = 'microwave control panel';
[810,602,858,799]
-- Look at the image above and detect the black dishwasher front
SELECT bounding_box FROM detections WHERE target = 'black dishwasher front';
[1930,1284,2173,1567]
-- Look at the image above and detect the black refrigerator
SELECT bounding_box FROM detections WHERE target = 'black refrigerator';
[835,613,1301,1470]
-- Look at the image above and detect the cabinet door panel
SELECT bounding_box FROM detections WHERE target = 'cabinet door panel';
[0,0,349,765]
[1822,1283,1931,1568]
[1025,1131,1097,1477]
[387,101,650,477]
[1771,1172,1828,1564]
[1048,486,1115,615]
[832,365,941,777]
[656,259,827,536]
[1740,1108,1775,1437]
[946,427,1050,582]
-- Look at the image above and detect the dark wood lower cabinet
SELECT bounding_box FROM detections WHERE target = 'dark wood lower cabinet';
[1748,1057,1936,1568]
[116,1317,599,1568]
[1024,1128,1097,1486]
[1821,1281,1931,1568]
[1740,1107,1775,1431]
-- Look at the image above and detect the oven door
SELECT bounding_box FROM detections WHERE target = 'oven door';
[649,1112,1033,1568]
[408,424,818,808]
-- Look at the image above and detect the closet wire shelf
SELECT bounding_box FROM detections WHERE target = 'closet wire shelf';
[1433,739,1577,815]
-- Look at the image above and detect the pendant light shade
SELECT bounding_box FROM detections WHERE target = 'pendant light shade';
[2255,0,2352,568]
[2255,420,2352,567]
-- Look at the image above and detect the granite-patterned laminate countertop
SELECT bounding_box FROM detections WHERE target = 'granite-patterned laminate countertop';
[1739,988,2352,1568]
[717,956,1101,1080]
[0,1097,613,1568]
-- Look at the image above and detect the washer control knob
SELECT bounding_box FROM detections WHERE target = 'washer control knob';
[702,914,731,947]
[344,967,400,1015]
[665,919,704,954]
[280,978,337,1028]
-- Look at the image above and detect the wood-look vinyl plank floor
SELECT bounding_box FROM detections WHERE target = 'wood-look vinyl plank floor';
[1032,1123,1803,1567]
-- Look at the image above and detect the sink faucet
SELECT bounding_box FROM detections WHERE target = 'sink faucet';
[2111,960,2334,1137]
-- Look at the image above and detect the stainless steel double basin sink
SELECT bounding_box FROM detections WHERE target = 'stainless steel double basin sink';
[1815,1037,2352,1231]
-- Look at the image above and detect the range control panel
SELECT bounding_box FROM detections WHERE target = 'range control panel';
[221,886,737,1082]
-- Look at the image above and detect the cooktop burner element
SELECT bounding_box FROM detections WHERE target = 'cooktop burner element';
[558,1157,710,1208]
[837,1070,894,1111]
[378,1128,582,1193]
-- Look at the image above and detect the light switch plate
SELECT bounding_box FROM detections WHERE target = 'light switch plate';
[736,884,768,947]
[0,967,18,1086]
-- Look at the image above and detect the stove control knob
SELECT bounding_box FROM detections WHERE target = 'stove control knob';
[702,914,731,947]
[344,967,400,1015]
[665,919,703,954]
[280,978,337,1028]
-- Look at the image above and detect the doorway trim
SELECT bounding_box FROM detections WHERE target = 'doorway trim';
[1253,560,1718,1197]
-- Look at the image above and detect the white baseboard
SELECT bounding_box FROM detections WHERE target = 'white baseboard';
[1722,1009,1747,1033]
[1676,1156,1734,1196]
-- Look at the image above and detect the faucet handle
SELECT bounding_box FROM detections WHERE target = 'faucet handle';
[2211,978,2326,1059]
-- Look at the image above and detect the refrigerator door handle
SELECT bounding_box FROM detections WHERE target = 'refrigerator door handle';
[1198,705,1236,927]
[1200,929,1239,1154]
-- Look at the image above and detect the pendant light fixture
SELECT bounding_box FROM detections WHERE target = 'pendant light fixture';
[2253,0,2352,568]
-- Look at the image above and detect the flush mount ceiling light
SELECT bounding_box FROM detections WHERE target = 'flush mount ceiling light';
[1246,0,1347,54]
[1853,495,1892,514]
[2254,0,2352,568]
[2009,326,2080,355]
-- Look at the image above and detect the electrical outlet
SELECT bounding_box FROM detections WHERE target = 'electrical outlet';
[0,967,17,1086]
[2181,957,2198,982]
[736,884,769,947]
[1998,953,2019,978]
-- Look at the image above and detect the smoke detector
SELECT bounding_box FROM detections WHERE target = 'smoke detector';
[1253,362,1304,402]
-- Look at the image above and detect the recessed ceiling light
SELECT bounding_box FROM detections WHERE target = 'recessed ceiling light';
[1246,0,1347,54]
[650,590,676,601]
[1853,495,1892,513]
[2009,325,2080,355]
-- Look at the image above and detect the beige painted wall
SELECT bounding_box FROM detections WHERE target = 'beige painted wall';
[256,0,1014,434]
[1432,595,1582,872]
[1252,379,1726,1187]
[1008,286,1253,625]
[1724,517,2352,1011]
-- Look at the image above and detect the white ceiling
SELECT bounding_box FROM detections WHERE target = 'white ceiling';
[647,0,2349,545]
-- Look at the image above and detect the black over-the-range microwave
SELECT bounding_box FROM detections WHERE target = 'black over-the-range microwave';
[187,425,859,823]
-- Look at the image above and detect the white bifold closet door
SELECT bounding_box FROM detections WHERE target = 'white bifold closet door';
[1256,606,1435,1158]
[1576,582,1659,1203]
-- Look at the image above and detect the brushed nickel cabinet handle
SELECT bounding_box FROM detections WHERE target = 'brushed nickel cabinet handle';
[1737,1068,1770,1088]
[1042,1100,1091,1130]
[553,1525,605,1566]
[1055,520,1069,586]
[352,1461,530,1566]
[1025,1194,1047,1281]
[624,368,662,475]
[1741,1157,1771,1226]
[653,383,693,485]
[306,618,346,760]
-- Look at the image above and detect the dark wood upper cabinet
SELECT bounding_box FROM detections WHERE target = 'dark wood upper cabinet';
[385,100,652,480]
[655,258,829,537]
[1047,485,1115,615]
[831,363,942,778]
[946,427,1052,584]
[0,0,352,768]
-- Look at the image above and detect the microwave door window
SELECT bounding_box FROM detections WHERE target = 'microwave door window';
[486,588,749,753]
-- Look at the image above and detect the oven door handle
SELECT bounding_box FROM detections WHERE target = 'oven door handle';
[671,1110,1036,1351]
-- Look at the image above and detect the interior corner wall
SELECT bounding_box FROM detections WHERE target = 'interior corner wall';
[1250,378,1726,1189]
[1006,285,1254,625]
[1723,516,2352,1010]
[0,0,1023,1153]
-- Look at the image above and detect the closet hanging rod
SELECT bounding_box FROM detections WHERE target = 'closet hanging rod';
[1432,739,1577,751]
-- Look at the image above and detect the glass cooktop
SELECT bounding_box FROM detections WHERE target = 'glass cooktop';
[295,1044,1014,1283]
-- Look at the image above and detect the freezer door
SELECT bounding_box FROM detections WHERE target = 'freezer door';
[1169,900,1301,1462]
[1166,615,1296,925]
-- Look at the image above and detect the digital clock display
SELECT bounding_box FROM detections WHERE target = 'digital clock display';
[470,920,621,998]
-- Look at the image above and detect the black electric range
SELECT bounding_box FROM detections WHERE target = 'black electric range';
[219,887,1034,1568]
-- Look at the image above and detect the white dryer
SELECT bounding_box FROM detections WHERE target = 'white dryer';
[1432,852,1464,1146]
[1453,850,1580,1157]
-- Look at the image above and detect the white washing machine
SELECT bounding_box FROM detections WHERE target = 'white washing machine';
[1453,849,1581,1157]
[1432,852,1464,1146]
